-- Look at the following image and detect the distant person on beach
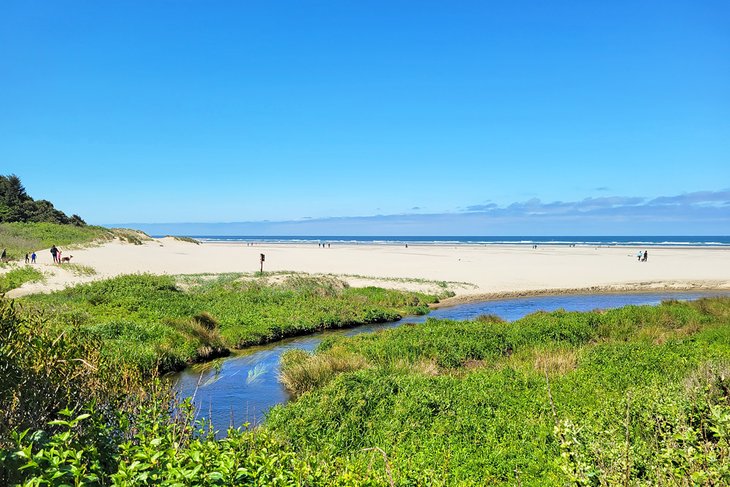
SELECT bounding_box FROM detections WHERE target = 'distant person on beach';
[637,251,642,261]
[31,252,36,263]
[1,248,6,261]
[57,249,62,264]
[25,253,29,263]
[50,245,58,263]
[643,250,648,262]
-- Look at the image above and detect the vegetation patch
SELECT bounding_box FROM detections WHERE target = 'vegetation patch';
[269,297,730,484]
[169,235,200,244]
[20,273,441,373]
[62,263,97,276]
[0,266,44,293]
[2,296,730,485]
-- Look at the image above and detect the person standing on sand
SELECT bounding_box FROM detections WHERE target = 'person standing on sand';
[643,250,648,262]
[25,253,29,264]
[50,245,58,263]
[31,252,36,264]
[637,250,642,261]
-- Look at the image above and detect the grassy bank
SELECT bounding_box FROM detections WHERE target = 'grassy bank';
[4,296,730,485]
[0,222,152,262]
[21,273,442,373]
[0,222,112,259]
[269,297,730,484]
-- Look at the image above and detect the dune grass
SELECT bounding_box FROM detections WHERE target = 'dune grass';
[0,222,113,260]
[0,265,44,293]
[20,273,441,373]
[0,222,152,261]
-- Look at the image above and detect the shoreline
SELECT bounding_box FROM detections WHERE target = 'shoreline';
[433,282,730,308]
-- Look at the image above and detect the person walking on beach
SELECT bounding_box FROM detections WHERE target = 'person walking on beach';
[637,250,642,261]
[1,248,6,261]
[50,245,58,263]
[57,249,62,264]
[25,253,29,264]
[31,252,36,264]
[643,250,648,262]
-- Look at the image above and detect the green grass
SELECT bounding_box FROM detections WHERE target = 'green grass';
[169,235,200,244]
[0,222,113,260]
[62,263,97,276]
[4,296,730,485]
[0,222,151,260]
[0,265,44,293]
[268,297,730,485]
[21,273,441,373]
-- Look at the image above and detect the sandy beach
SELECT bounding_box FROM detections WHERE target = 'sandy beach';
[5,238,730,300]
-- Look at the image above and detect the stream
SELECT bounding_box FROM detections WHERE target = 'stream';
[173,291,728,431]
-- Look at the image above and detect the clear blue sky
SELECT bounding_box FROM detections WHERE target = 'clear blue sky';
[2,1,729,234]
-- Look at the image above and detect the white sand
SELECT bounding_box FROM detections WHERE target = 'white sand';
[5,238,730,300]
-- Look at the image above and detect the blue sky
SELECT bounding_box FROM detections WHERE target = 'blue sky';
[2,1,729,234]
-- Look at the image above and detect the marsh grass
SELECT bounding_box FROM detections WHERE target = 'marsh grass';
[20,273,440,373]
[269,297,730,484]
[4,295,730,485]
[280,347,369,396]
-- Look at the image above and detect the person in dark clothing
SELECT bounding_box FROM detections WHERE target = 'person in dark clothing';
[50,245,58,263]
[643,250,648,262]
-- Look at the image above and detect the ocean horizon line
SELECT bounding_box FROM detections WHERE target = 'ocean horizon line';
[154,235,730,247]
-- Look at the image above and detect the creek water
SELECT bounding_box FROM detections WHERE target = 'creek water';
[173,291,728,431]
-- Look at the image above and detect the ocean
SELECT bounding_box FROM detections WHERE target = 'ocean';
[165,235,730,247]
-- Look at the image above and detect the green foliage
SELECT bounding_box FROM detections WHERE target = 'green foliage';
[169,235,200,244]
[268,297,730,484]
[63,263,97,276]
[0,174,85,225]
[0,298,150,485]
[3,295,730,485]
[0,266,44,293]
[21,273,440,373]
[0,221,113,260]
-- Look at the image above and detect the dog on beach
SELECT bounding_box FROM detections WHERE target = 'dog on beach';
[61,255,73,263]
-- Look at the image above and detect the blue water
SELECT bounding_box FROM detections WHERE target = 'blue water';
[167,235,730,247]
[173,291,729,433]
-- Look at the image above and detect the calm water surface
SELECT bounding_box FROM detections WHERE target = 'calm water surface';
[173,291,728,431]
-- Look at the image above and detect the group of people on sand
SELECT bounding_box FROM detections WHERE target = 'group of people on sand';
[637,250,648,262]
[50,245,71,264]
[24,252,37,264]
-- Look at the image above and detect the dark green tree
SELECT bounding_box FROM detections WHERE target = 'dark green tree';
[0,174,84,225]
